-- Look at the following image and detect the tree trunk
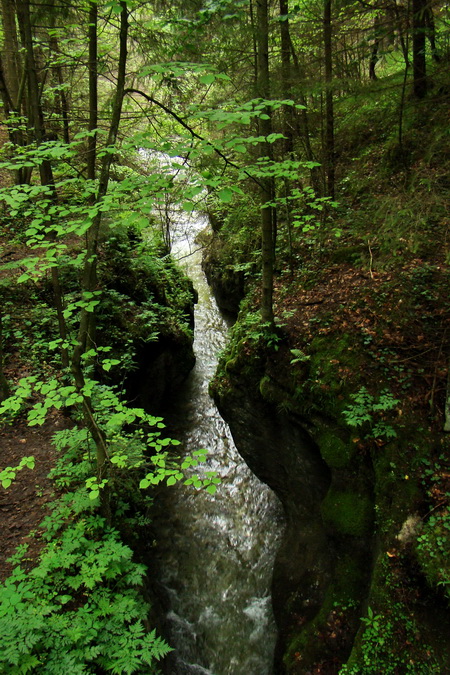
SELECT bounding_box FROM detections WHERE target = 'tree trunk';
[16,0,70,369]
[0,0,26,183]
[1,0,20,108]
[425,4,440,62]
[16,0,54,188]
[369,15,381,80]
[249,0,258,88]
[412,0,427,98]
[256,0,275,326]
[392,0,410,68]
[48,41,70,143]
[289,39,322,195]
[279,0,294,156]
[444,356,450,432]
[87,0,98,181]
[0,312,9,402]
[71,0,128,487]
[323,0,335,198]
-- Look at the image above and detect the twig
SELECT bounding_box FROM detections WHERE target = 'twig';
[368,239,374,279]
[123,88,264,189]
[422,499,449,521]
[174,245,208,262]
[430,329,446,413]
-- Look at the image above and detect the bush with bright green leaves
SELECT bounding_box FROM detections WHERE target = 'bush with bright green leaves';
[342,387,399,440]
[0,432,172,674]
[0,519,171,674]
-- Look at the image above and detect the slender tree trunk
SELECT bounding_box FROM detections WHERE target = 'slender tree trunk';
[0,0,26,183]
[249,0,258,88]
[425,4,440,62]
[17,0,54,187]
[87,0,98,181]
[369,15,381,80]
[279,0,300,267]
[72,1,128,487]
[17,0,70,369]
[256,0,275,325]
[323,0,335,198]
[48,36,70,144]
[392,0,410,67]
[279,0,294,155]
[289,39,322,195]
[412,0,427,98]
[83,0,99,355]
[445,357,450,432]
[0,313,9,402]
[1,0,20,107]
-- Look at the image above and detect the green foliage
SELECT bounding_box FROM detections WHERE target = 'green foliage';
[342,387,399,440]
[0,383,219,670]
[0,434,172,674]
[290,348,310,365]
[0,530,170,674]
[0,370,219,498]
[0,456,35,489]
[233,312,281,351]
[339,605,439,674]
[416,505,450,600]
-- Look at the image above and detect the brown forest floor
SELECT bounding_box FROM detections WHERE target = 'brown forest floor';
[0,416,65,581]
[273,257,450,422]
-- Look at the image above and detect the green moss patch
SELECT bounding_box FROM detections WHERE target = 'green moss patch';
[317,430,355,470]
[321,489,373,537]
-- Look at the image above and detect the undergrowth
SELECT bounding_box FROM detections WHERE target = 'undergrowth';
[0,425,172,674]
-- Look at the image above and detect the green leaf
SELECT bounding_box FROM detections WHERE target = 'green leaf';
[57,595,72,604]
[218,188,233,203]
[199,74,215,85]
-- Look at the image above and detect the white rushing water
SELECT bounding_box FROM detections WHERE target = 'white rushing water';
[151,211,283,675]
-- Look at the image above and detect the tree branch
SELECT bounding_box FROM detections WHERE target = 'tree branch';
[123,87,263,188]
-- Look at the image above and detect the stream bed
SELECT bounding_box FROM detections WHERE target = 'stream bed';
[151,213,283,674]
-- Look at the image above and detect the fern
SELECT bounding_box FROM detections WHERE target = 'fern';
[0,469,171,674]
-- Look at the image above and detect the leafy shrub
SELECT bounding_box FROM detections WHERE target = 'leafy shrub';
[342,387,399,440]
[0,535,171,674]
[0,436,171,674]
[416,506,450,601]
[339,605,440,674]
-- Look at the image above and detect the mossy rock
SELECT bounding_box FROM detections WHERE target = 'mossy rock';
[259,375,286,404]
[225,357,239,374]
[317,430,356,469]
[306,334,365,415]
[415,512,450,601]
[321,488,373,537]
[285,552,368,671]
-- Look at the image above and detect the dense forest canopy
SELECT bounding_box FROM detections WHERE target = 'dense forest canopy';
[0,0,450,672]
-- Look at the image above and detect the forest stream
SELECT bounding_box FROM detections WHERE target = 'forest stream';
[151,212,283,675]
